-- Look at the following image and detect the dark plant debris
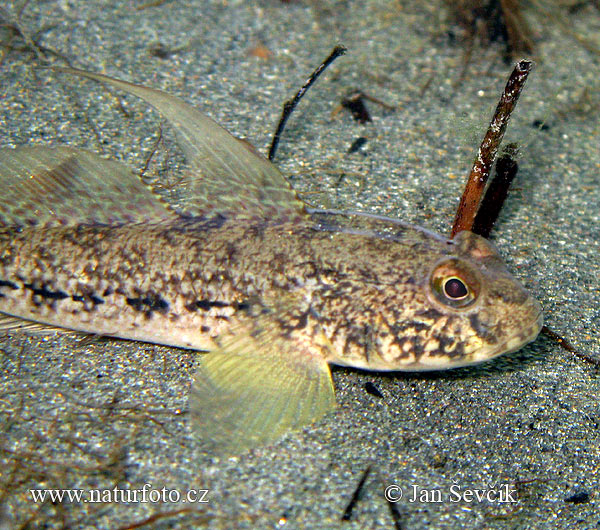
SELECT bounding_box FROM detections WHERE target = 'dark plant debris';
[113,508,210,530]
[472,142,520,238]
[140,124,165,180]
[149,42,177,59]
[531,119,550,131]
[340,90,372,123]
[0,4,71,65]
[268,44,347,162]
[564,490,591,504]
[332,90,395,124]
[348,137,368,154]
[136,0,175,10]
[445,0,535,62]
[542,326,600,367]
[386,491,405,530]
[364,381,383,398]
[341,465,372,521]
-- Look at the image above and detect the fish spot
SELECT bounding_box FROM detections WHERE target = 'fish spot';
[415,307,444,321]
[72,293,105,306]
[389,320,429,335]
[126,294,169,315]
[281,311,309,332]
[468,314,498,344]
[436,334,466,358]
[203,214,228,230]
[225,242,238,261]
[0,280,18,290]
[186,300,231,312]
[492,285,529,306]
[177,213,228,231]
[90,294,105,305]
[23,283,69,301]
[411,339,425,358]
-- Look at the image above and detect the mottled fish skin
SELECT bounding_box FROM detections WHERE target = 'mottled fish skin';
[0,212,541,370]
[0,67,543,455]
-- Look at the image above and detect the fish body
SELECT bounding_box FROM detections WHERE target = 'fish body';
[0,68,542,454]
[0,213,540,370]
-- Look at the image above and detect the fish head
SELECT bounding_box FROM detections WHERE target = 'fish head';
[323,225,543,372]
[376,229,542,371]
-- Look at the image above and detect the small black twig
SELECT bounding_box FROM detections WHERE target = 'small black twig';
[268,45,347,162]
[341,464,372,521]
[386,496,404,530]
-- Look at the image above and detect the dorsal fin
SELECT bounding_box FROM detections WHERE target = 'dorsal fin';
[0,146,177,228]
[54,67,307,222]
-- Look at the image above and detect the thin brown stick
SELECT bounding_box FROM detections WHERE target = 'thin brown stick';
[542,326,600,366]
[139,124,164,180]
[451,59,532,237]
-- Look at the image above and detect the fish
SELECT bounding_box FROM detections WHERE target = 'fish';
[0,67,543,455]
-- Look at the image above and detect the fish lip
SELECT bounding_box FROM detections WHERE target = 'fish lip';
[471,307,544,364]
[331,308,544,373]
[407,307,544,371]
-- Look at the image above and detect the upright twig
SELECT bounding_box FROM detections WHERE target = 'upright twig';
[471,142,520,238]
[451,59,532,237]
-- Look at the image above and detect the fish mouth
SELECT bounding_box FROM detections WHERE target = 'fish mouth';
[471,307,544,365]
[411,307,543,371]
[331,307,544,373]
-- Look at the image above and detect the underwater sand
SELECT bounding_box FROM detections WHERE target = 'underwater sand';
[1,1,599,528]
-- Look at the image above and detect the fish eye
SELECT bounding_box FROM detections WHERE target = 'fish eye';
[430,259,480,309]
[444,277,468,300]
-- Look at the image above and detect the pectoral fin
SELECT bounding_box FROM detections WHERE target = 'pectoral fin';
[189,309,335,456]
